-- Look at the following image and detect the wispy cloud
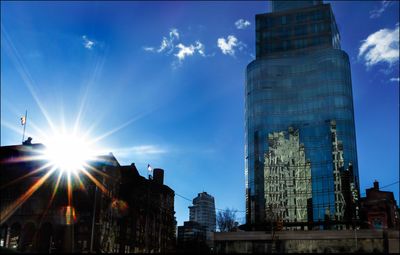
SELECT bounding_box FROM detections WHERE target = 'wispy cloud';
[144,28,207,67]
[235,19,251,29]
[114,145,167,156]
[82,35,95,49]
[175,41,205,61]
[143,46,155,52]
[358,23,399,67]
[143,28,179,54]
[390,77,400,82]
[217,35,246,57]
[169,28,179,40]
[370,0,393,19]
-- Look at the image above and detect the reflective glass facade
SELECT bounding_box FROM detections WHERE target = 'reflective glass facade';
[271,1,323,13]
[245,2,359,227]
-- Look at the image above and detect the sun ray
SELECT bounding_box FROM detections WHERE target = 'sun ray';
[37,170,63,226]
[73,54,107,137]
[0,120,35,139]
[87,112,151,145]
[80,168,109,196]
[0,166,57,225]
[83,163,111,180]
[1,24,57,134]
[73,170,86,192]
[1,100,48,141]
[0,162,53,189]
[67,172,72,206]
[2,153,48,164]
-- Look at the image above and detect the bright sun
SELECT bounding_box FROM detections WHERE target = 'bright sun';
[43,134,94,174]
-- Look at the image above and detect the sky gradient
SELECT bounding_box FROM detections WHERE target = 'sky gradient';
[1,1,399,226]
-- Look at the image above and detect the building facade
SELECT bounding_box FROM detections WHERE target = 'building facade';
[177,221,208,253]
[213,229,400,253]
[245,0,359,228]
[189,192,216,233]
[117,165,176,253]
[0,142,176,253]
[263,127,312,225]
[359,181,400,230]
[0,142,121,253]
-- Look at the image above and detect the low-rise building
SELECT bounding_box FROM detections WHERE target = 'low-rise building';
[177,221,208,253]
[117,165,176,253]
[214,229,399,253]
[359,181,400,230]
[0,142,176,253]
[0,141,121,253]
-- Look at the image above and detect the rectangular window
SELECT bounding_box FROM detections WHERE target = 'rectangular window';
[281,16,287,25]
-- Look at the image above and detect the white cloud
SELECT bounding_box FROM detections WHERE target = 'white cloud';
[217,35,246,56]
[358,24,399,67]
[390,77,400,82]
[370,0,392,19]
[235,19,251,29]
[144,28,207,67]
[82,35,95,49]
[217,35,237,55]
[174,41,205,61]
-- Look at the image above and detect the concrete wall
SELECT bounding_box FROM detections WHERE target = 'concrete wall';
[214,230,399,253]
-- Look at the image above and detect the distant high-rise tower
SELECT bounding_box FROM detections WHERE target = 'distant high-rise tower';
[189,192,216,232]
[245,0,359,228]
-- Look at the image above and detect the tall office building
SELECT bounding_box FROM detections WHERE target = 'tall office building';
[245,0,359,228]
[189,192,216,232]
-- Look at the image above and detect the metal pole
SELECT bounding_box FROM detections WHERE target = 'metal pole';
[21,110,27,143]
[354,227,358,251]
[90,185,98,253]
[49,236,52,254]
[72,220,75,252]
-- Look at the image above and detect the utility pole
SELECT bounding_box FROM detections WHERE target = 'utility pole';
[90,185,98,253]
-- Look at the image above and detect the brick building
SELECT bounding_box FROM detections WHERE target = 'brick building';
[0,142,176,253]
[117,164,176,253]
[359,181,400,230]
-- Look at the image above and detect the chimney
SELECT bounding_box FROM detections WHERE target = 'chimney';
[373,180,379,190]
[130,163,139,176]
[153,168,164,185]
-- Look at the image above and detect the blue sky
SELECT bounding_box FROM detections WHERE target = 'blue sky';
[1,1,399,227]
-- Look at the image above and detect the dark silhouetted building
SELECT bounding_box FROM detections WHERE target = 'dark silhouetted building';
[0,142,121,253]
[117,165,176,253]
[0,142,176,253]
[177,221,208,253]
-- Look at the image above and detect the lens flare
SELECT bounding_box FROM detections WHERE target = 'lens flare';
[43,133,94,175]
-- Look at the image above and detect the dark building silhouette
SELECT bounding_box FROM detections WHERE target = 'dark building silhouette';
[0,142,176,253]
[177,221,208,253]
[359,181,400,230]
[0,142,121,252]
[117,165,176,253]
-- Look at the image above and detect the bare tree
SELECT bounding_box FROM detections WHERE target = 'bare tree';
[217,208,238,232]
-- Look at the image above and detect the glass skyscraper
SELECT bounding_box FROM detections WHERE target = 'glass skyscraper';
[245,0,359,228]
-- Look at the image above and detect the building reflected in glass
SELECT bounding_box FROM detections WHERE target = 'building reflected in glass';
[245,0,359,228]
